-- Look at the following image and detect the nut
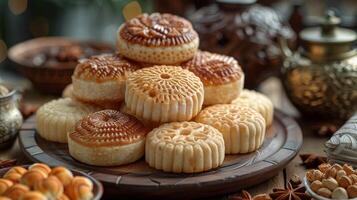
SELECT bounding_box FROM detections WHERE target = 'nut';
[332,163,343,171]
[347,185,357,198]
[338,175,352,188]
[349,174,357,184]
[318,163,331,173]
[322,177,338,190]
[317,187,332,198]
[307,169,323,182]
[324,167,337,179]
[343,164,354,175]
[336,170,347,181]
[311,180,323,192]
[332,187,348,199]
[289,174,302,187]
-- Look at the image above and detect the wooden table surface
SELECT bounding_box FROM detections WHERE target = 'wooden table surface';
[0,69,330,199]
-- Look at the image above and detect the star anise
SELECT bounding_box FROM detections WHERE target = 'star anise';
[299,153,328,169]
[229,190,272,200]
[269,182,311,200]
[0,159,17,169]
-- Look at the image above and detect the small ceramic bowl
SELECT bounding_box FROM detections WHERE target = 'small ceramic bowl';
[304,176,357,200]
[0,165,103,200]
[8,37,113,94]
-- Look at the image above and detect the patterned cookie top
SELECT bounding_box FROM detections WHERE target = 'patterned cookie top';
[232,89,272,109]
[37,98,99,118]
[73,54,141,82]
[181,51,243,86]
[126,65,204,104]
[119,13,198,47]
[147,121,223,146]
[69,110,148,147]
[195,104,265,128]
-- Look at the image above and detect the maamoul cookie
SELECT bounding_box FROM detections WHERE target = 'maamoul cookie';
[4,184,29,200]
[0,179,13,195]
[72,53,141,108]
[125,65,204,125]
[62,84,73,98]
[181,51,244,105]
[36,98,100,143]
[117,13,199,64]
[232,89,274,126]
[28,163,51,176]
[68,110,149,166]
[49,167,73,187]
[20,170,47,188]
[21,191,47,200]
[34,176,63,200]
[65,177,93,200]
[195,104,266,154]
[145,121,225,173]
[3,167,27,183]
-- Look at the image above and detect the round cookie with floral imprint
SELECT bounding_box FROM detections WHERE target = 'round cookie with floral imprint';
[68,110,149,166]
[181,51,244,105]
[145,121,225,173]
[72,53,141,108]
[36,98,100,143]
[125,65,204,125]
[117,13,199,64]
[232,89,274,127]
[195,104,266,154]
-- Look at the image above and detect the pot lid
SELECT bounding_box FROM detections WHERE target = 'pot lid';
[300,10,357,44]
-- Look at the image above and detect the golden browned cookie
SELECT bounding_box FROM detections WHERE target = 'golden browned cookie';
[181,51,244,105]
[117,13,199,64]
[125,65,204,125]
[68,110,149,166]
[72,53,141,108]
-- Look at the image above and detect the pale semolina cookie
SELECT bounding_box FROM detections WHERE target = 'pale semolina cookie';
[145,121,225,173]
[36,98,100,143]
[72,53,141,108]
[68,110,149,166]
[125,65,204,125]
[181,51,244,105]
[62,84,73,99]
[232,89,274,127]
[195,104,266,154]
[117,13,199,64]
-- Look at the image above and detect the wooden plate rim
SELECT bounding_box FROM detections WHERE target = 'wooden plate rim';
[18,109,302,196]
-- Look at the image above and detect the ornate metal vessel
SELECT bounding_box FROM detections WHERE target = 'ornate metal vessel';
[190,0,295,88]
[0,90,23,148]
[281,11,357,120]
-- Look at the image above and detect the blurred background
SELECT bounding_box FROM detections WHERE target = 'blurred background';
[0,0,356,119]
[0,0,356,86]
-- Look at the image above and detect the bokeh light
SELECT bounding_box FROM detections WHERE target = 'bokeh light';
[0,40,7,64]
[8,0,28,15]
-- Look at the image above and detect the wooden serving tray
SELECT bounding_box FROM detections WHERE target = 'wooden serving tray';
[18,110,302,199]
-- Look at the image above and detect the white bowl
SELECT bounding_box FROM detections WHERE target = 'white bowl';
[304,176,357,200]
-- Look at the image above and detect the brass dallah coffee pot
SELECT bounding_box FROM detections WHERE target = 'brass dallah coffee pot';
[280,11,357,120]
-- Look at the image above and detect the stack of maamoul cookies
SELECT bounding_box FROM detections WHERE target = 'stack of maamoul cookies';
[36,13,274,174]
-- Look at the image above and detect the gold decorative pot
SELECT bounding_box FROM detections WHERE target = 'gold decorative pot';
[280,11,357,120]
[0,90,23,148]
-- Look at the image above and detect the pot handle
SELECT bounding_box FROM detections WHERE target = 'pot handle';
[278,36,293,58]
